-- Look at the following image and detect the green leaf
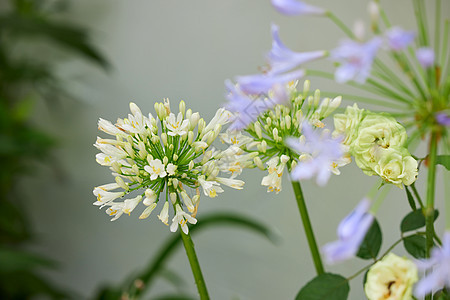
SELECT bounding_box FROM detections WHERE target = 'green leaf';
[0,15,109,69]
[0,248,56,273]
[357,218,382,260]
[436,155,450,171]
[403,235,427,259]
[92,213,277,300]
[401,210,439,233]
[296,273,349,300]
[404,186,416,211]
[434,289,450,300]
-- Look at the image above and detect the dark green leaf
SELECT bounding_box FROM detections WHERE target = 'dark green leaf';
[403,235,427,259]
[436,155,450,171]
[0,15,109,69]
[434,289,450,300]
[93,213,277,300]
[401,210,439,233]
[357,218,382,260]
[296,273,349,300]
[0,248,56,273]
[404,186,416,211]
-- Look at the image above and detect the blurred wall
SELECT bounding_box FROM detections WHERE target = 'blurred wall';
[22,0,447,299]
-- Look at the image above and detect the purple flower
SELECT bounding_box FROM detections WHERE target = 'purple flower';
[416,47,435,68]
[321,198,374,264]
[267,24,326,74]
[271,0,325,16]
[331,37,382,84]
[287,122,344,186]
[386,27,416,51]
[236,68,305,95]
[436,112,450,126]
[415,231,450,298]
[225,81,278,130]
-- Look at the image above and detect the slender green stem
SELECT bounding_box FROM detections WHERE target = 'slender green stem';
[180,230,210,300]
[425,132,438,260]
[326,11,355,38]
[435,0,441,61]
[290,180,325,275]
[411,183,425,209]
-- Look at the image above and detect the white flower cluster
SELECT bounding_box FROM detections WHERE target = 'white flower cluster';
[93,100,248,234]
[228,80,349,192]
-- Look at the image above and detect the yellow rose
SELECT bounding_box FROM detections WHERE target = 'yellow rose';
[365,253,418,300]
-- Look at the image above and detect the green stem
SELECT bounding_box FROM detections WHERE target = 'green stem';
[290,180,325,275]
[326,11,355,38]
[425,132,438,259]
[180,230,210,300]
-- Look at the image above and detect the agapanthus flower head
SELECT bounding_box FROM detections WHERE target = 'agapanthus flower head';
[331,37,382,83]
[271,0,325,16]
[321,198,374,264]
[385,26,416,51]
[267,24,327,75]
[287,122,346,186]
[414,231,450,298]
[365,253,418,300]
[225,80,348,192]
[416,47,435,68]
[93,101,246,233]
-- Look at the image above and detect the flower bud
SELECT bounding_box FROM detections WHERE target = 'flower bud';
[197,118,206,135]
[254,121,262,139]
[115,176,129,191]
[129,102,142,116]
[169,192,177,204]
[161,132,168,146]
[303,80,310,97]
[254,156,265,170]
[185,108,192,120]
[189,112,200,130]
[124,143,135,159]
[285,115,291,129]
[179,100,186,118]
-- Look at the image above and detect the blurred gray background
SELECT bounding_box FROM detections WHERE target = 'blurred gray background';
[21,0,447,299]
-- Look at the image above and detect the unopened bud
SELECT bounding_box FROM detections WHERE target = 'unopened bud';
[115,176,129,191]
[254,121,262,139]
[179,100,186,117]
[254,156,265,170]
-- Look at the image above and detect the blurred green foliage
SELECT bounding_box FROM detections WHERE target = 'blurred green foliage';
[0,0,107,298]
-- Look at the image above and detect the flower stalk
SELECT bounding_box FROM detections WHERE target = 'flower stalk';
[425,132,438,257]
[290,179,325,275]
[180,229,210,300]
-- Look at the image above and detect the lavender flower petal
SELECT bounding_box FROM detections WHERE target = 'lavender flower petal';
[287,122,344,186]
[236,68,305,94]
[416,47,435,68]
[386,27,416,51]
[225,81,277,130]
[321,198,374,264]
[414,231,450,298]
[268,24,326,74]
[331,37,382,84]
[271,0,325,16]
[436,112,450,126]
